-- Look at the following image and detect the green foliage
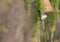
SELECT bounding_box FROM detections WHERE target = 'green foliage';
[45,0,60,42]
[33,0,40,24]
[50,0,59,10]
[34,0,44,23]
[24,0,30,11]
[45,12,55,27]
[34,0,44,42]
[33,0,60,42]
[34,0,44,14]
[34,10,39,24]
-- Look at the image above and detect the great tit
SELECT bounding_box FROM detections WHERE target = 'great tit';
[38,10,47,21]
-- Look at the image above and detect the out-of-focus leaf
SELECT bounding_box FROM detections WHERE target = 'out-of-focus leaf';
[50,25,56,32]
[31,37,36,42]
[1,25,8,33]
[6,0,12,5]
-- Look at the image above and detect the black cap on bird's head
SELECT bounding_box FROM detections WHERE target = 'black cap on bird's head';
[37,10,41,20]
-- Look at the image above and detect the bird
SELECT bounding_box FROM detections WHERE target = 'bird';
[38,10,47,21]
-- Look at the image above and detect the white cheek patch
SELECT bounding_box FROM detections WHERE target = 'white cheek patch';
[41,15,47,20]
